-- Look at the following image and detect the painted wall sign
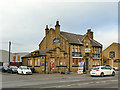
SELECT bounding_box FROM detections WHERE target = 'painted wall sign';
[85,48,91,53]
[13,56,16,62]
[114,59,120,63]
[41,61,44,66]
[53,38,60,44]
[17,56,20,61]
[72,54,82,57]
[31,51,39,57]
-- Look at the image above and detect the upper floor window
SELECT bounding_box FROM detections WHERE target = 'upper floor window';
[75,46,78,52]
[72,45,74,52]
[79,46,81,53]
[95,48,97,54]
[98,48,99,54]
[93,48,94,53]
[86,46,88,48]
[109,51,115,58]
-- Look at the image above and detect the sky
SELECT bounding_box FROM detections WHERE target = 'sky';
[0,0,118,53]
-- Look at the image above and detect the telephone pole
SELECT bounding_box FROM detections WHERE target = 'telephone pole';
[9,41,11,66]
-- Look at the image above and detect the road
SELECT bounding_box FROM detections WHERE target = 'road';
[1,72,119,89]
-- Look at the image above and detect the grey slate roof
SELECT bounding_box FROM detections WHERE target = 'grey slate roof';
[60,31,102,47]
[90,39,102,47]
[60,31,84,45]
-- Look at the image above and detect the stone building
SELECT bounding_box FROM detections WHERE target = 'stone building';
[22,21,102,73]
[103,43,120,68]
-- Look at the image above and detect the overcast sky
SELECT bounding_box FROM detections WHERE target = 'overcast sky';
[0,0,118,53]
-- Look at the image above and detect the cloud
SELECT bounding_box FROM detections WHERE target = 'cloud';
[94,24,118,50]
[0,1,118,52]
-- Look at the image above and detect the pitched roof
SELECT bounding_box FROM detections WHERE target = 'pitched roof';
[22,48,52,58]
[60,31,84,45]
[60,31,102,47]
[90,39,102,47]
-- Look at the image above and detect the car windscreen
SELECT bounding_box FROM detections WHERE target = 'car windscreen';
[11,66,18,69]
[92,67,99,70]
[21,67,28,69]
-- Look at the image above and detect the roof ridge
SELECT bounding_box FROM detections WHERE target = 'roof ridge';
[60,31,84,36]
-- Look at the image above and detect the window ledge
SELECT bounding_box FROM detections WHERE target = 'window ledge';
[56,66,67,67]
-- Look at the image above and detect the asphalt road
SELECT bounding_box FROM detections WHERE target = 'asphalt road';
[1,72,119,89]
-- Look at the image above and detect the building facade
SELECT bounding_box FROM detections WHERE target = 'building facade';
[22,21,102,73]
[0,50,29,66]
[103,43,120,68]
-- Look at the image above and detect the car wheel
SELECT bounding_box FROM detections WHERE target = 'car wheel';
[112,72,115,76]
[100,72,104,77]
[11,71,13,74]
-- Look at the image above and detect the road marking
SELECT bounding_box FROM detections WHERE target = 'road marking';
[110,80,118,82]
[96,82,100,83]
[56,85,66,88]
[67,85,71,86]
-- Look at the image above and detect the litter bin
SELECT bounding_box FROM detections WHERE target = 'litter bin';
[65,69,70,74]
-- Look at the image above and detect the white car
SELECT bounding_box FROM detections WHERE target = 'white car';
[90,66,115,77]
[17,66,32,75]
[105,65,119,71]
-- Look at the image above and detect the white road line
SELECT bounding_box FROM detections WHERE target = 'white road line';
[67,85,71,86]
[110,80,118,82]
[96,82,100,83]
[56,85,66,88]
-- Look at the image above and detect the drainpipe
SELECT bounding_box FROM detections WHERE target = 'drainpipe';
[69,45,70,72]
[101,47,102,66]
[45,55,46,74]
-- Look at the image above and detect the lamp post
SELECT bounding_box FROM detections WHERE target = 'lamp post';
[9,41,11,66]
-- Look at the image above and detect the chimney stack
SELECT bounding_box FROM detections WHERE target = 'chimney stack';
[87,29,93,39]
[45,25,49,36]
[55,21,60,35]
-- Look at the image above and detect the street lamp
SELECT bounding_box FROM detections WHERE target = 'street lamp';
[9,41,11,66]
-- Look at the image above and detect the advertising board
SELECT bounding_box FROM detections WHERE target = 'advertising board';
[78,62,84,74]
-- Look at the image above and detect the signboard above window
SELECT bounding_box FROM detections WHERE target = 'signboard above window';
[85,48,91,53]
[31,51,39,57]
[53,38,60,44]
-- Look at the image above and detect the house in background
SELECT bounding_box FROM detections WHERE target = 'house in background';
[103,43,120,69]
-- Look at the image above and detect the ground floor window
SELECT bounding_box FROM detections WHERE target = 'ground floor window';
[57,57,66,66]
[28,59,32,66]
[34,58,40,66]
[93,60,100,66]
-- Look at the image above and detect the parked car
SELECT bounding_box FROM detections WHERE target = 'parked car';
[17,66,32,75]
[90,66,115,77]
[7,66,18,73]
[0,66,3,72]
[105,65,119,71]
[2,63,9,72]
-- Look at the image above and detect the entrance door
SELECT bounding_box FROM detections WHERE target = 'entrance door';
[86,58,89,70]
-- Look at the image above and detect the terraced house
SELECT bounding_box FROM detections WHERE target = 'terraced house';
[22,21,102,73]
[103,43,120,70]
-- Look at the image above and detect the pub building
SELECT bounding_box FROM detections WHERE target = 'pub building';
[22,21,103,74]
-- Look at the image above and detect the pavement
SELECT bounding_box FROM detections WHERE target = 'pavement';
[1,71,119,89]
